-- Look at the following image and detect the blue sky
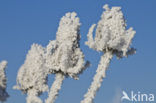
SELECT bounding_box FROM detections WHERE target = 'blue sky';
[0,0,156,103]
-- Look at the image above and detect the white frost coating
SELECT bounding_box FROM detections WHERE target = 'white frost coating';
[14,44,48,103]
[14,12,88,103]
[45,12,87,103]
[85,4,136,56]
[0,60,9,102]
[27,89,43,103]
[45,73,64,103]
[82,4,136,103]
[46,12,85,77]
[81,52,113,103]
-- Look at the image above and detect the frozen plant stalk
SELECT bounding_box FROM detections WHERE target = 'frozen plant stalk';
[0,60,9,102]
[45,12,88,103]
[81,4,136,103]
[14,44,48,103]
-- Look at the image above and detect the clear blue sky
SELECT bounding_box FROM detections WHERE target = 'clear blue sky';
[0,0,156,103]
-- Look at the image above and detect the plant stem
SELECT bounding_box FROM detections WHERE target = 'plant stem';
[45,73,65,103]
[81,51,113,103]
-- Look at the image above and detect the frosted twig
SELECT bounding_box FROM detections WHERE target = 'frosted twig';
[45,73,65,103]
[81,4,136,103]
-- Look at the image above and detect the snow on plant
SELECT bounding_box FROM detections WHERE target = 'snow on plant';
[14,44,48,103]
[81,4,136,103]
[0,60,9,102]
[45,12,88,103]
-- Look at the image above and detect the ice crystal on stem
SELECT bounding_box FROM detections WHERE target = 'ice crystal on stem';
[81,4,136,103]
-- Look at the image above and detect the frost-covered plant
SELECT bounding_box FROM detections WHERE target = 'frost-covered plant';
[45,12,88,103]
[81,4,136,103]
[0,60,9,102]
[14,44,48,103]
[14,12,88,103]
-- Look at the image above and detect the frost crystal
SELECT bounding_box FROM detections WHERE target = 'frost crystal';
[14,12,88,103]
[86,4,136,57]
[0,60,9,102]
[45,12,88,103]
[81,4,136,103]
[46,12,86,78]
[14,44,48,103]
